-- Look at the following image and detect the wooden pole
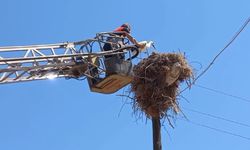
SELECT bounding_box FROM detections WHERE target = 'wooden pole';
[152,117,162,150]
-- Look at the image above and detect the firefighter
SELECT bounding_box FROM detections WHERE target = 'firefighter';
[103,23,145,58]
[103,23,145,76]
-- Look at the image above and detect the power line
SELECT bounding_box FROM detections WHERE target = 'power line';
[183,107,250,128]
[179,118,250,141]
[193,17,250,83]
[195,84,250,103]
[180,17,250,93]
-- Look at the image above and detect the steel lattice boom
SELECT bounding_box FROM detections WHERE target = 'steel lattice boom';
[0,32,136,84]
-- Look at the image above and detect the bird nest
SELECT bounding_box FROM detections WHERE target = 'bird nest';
[131,52,193,118]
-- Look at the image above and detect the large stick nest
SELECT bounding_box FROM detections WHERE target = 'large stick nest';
[131,52,193,118]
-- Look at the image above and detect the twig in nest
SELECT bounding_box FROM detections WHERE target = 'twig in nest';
[130,52,193,120]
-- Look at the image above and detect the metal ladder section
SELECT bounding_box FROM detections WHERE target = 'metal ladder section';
[0,32,134,84]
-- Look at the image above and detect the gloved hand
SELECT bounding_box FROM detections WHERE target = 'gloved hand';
[138,41,154,51]
[137,42,147,49]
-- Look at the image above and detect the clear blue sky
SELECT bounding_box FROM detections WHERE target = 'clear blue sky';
[0,0,250,150]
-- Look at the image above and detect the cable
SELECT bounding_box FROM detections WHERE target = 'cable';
[183,107,250,128]
[195,84,250,103]
[180,17,250,93]
[193,17,250,83]
[179,118,250,141]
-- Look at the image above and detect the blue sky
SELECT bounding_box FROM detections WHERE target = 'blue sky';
[0,0,250,150]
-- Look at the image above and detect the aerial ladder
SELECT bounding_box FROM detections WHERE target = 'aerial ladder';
[0,32,152,94]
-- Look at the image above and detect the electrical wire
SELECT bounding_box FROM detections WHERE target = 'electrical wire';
[171,17,250,143]
[180,17,250,93]
[183,107,250,128]
[195,84,250,103]
[179,118,250,141]
[194,17,250,83]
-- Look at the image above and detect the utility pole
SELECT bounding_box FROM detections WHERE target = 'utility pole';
[152,116,162,150]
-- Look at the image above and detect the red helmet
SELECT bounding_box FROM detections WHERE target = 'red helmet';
[114,23,131,33]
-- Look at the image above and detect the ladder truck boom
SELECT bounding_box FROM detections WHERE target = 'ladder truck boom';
[0,32,148,94]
